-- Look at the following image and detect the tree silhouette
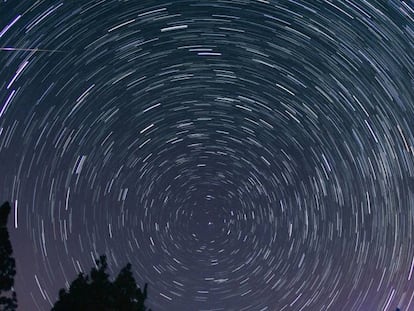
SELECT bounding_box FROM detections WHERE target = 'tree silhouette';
[113,263,148,311]
[52,255,151,311]
[0,201,17,311]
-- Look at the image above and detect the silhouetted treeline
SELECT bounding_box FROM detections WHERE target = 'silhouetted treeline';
[0,201,17,311]
[0,201,151,310]
[52,255,151,311]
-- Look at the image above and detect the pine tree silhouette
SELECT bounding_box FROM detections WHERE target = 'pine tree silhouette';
[52,255,150,311]
[113,263,148,311]
[0,201,17,311]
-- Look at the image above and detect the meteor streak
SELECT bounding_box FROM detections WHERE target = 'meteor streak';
[0,47,65,53]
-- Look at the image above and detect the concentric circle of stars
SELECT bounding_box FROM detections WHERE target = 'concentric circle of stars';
[1,1,414,310]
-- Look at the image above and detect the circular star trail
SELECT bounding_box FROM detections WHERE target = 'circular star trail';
[1,1,414,310]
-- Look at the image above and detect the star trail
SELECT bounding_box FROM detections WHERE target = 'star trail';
[1,1,414,310]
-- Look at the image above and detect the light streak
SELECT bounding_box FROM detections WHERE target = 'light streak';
[0,47,65,53]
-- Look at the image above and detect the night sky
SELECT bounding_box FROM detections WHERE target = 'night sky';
[1,0,414,310]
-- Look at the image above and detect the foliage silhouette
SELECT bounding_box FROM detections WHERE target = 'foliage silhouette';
[0,201,17,311]
[52,255,151,311]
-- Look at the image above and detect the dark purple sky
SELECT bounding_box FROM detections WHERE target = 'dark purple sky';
[1,1,414,310]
